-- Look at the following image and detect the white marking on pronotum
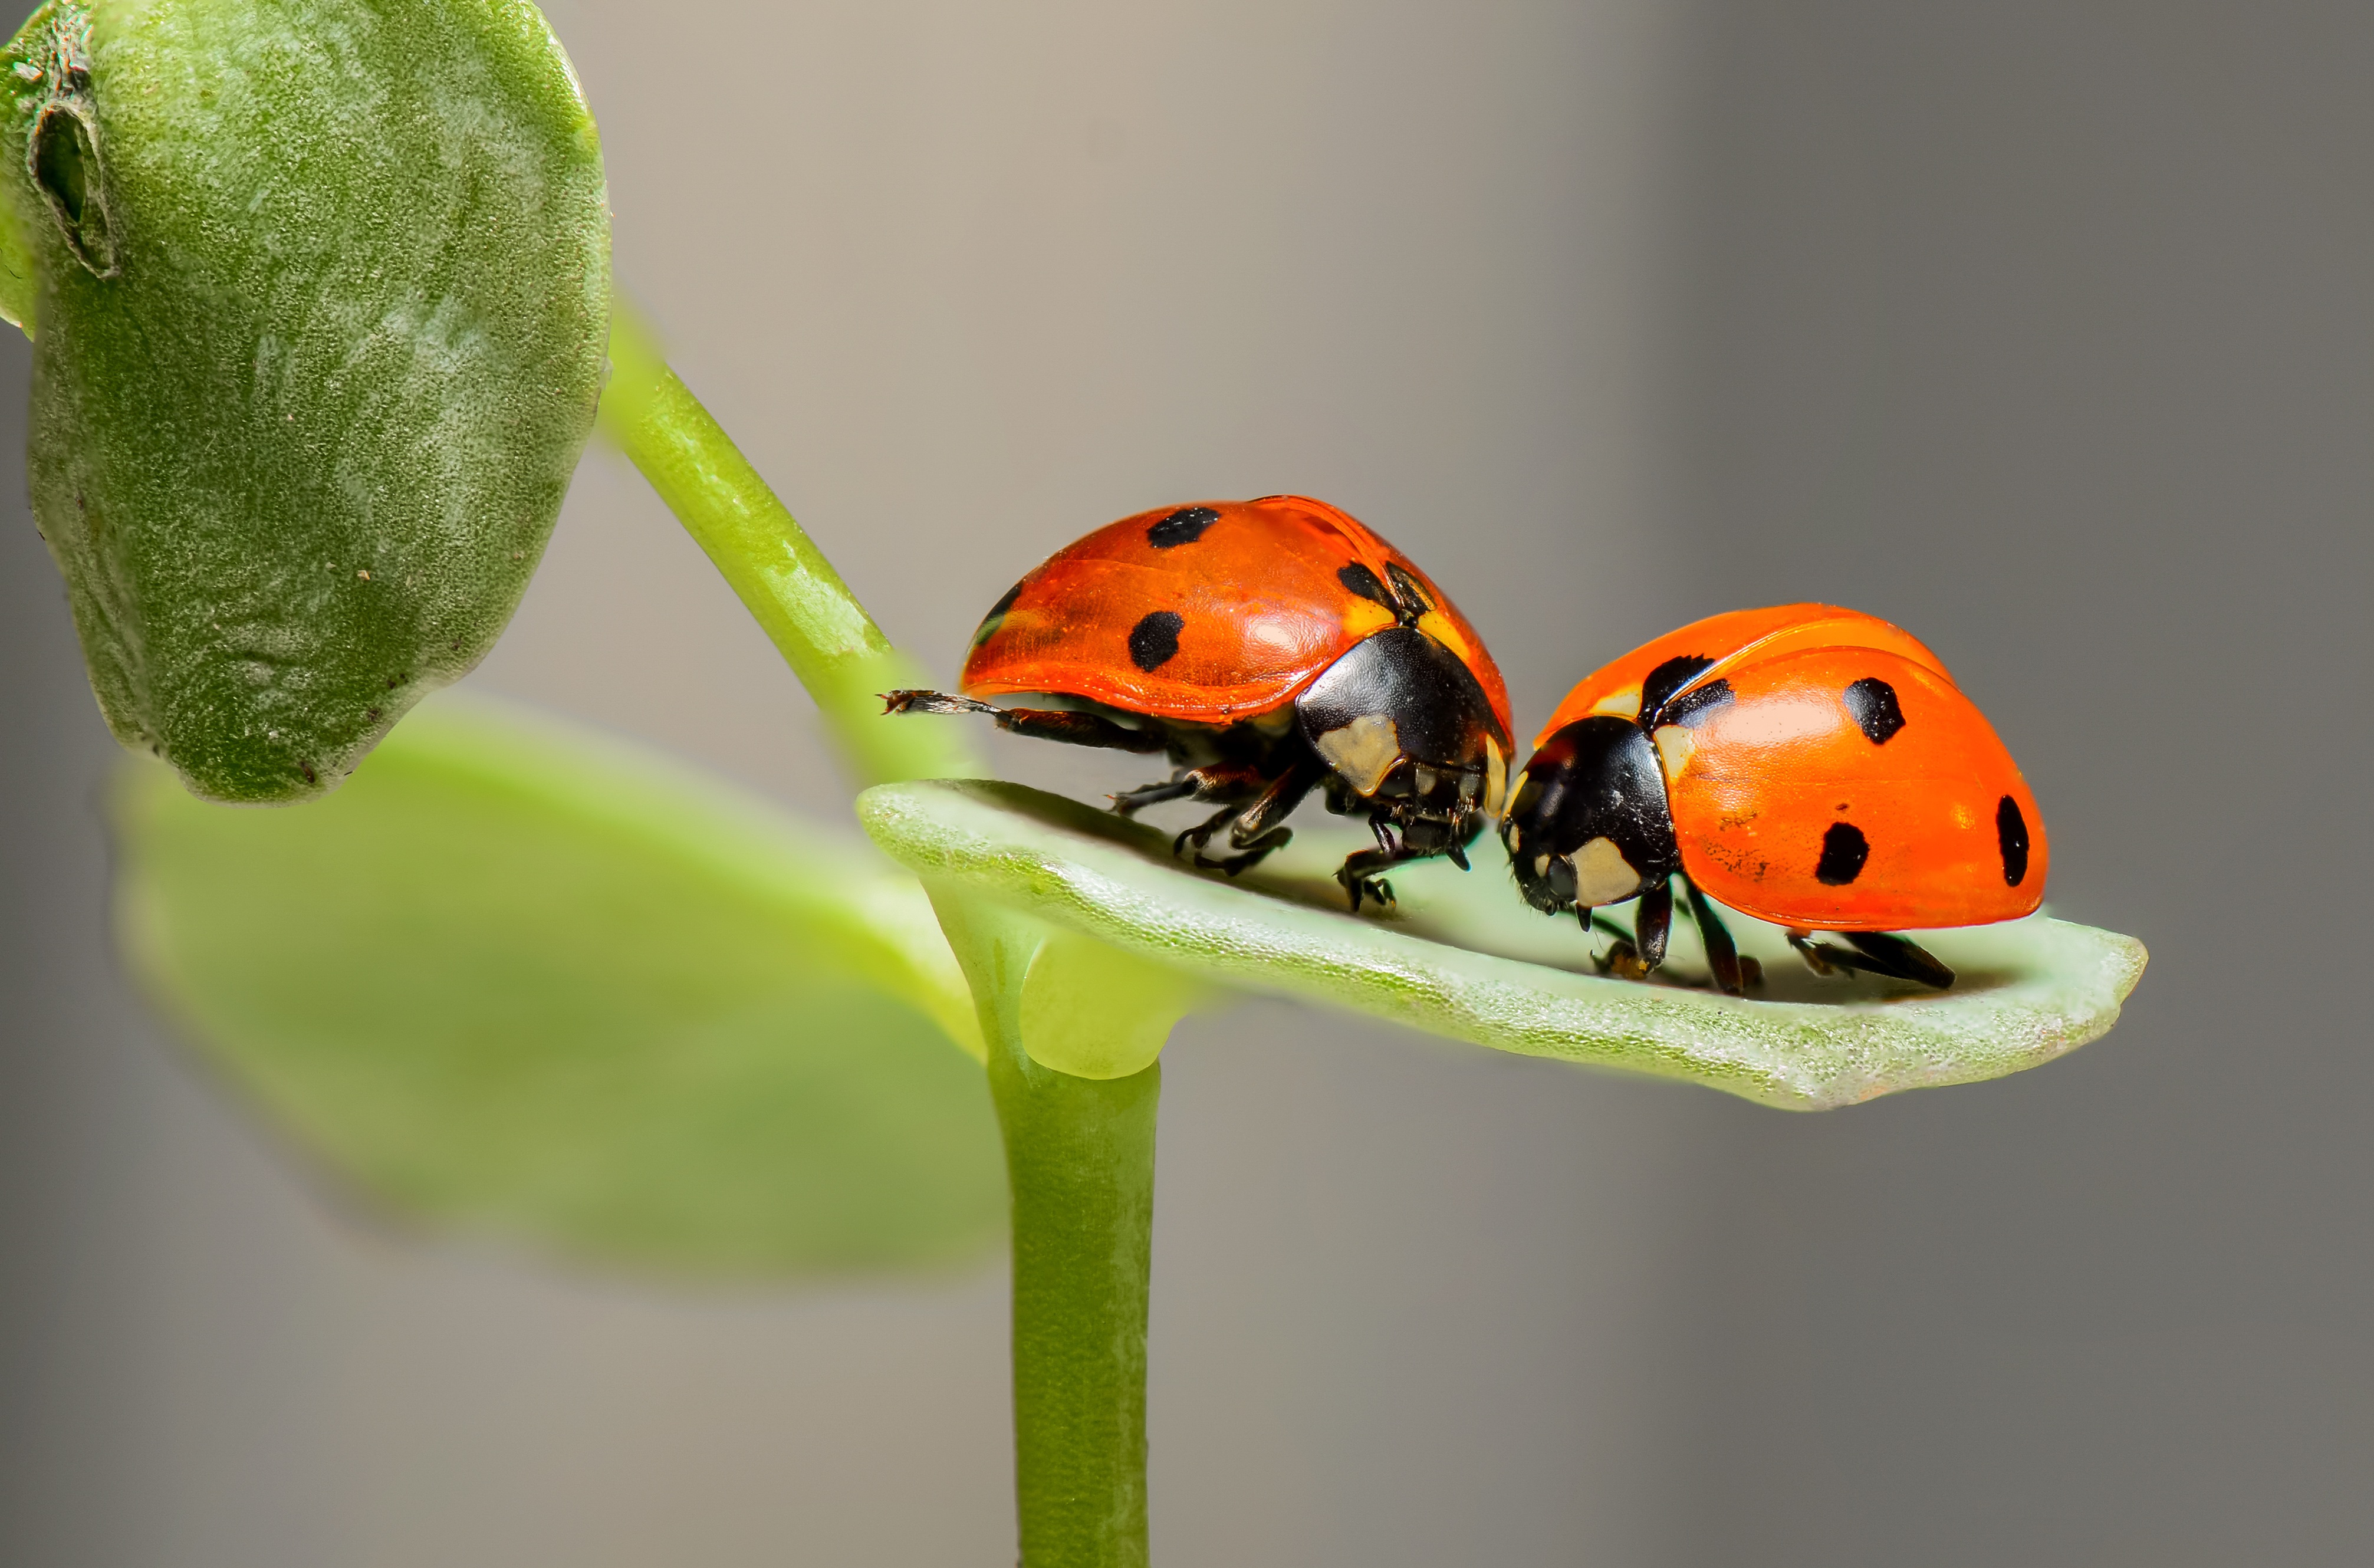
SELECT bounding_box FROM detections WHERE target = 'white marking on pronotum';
[1314,714,1402,796]
[1571,836,1643,905]
[1653,722,1697,777]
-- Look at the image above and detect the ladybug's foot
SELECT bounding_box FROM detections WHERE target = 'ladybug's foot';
[1174,757,1323,875]
[1117,761,1272,818]
[1593,938,1651,982]
[881,689,997,716]
[1114,776,1201,817]
[1205,826,1293,877]
[1329,850,1396,912]
[1676,875,1746,997]
[1172,804,1236,860]
[1788,931,1843,977]
[1787,931,1954,989]
[1582,886,1672,982]
[884,692,1169,754]
[1334,872,1395,912]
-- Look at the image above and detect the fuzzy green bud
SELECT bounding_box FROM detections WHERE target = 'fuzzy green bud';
[2,0,608,801]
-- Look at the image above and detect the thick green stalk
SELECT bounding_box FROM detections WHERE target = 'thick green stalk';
[597,307,979,790]
[936,895,1156,1568]
[997,1045,1158,1567]
[600,320,1162,1564]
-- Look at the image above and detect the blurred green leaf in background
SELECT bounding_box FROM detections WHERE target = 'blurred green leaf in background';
[114,696,1005,1279]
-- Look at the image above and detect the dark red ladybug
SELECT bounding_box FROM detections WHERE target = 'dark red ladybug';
[886,495,1513,908]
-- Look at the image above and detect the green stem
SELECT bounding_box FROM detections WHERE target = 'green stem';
[938,896,1156,1568]
[596,304,979,790]
[602,307,1160,1564]
[997,1052,1158,1567]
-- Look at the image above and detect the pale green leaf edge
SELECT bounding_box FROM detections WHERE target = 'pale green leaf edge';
[136,690,989,1063]
[859,779,2148,1112]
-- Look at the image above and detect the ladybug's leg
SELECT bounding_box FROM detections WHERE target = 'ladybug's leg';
[1181,759,1324,876]
[1786,930,1954,989]
[1841,932,1955,988]
[1678,876,1746,996]
[1114,761,1270,818]
[1633,883,1673,971]
[880,691,1167,753]
[1333,817,1435,913]
[1333,847,1396,913]
[1591,885,1673,980]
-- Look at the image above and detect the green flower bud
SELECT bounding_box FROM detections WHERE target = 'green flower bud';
[2,0,608,801]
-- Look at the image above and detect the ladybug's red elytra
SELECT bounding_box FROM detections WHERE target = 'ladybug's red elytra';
[886,495,1513,908]
[1501,604,2048,992]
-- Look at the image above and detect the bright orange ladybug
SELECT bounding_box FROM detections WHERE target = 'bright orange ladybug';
[1499,604,2046,992]
[886,495,1513,907]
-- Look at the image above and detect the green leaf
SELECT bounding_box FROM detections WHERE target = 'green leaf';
[859,780,2148,1112]
[5,0,610,801]
[114,696,1006,1278]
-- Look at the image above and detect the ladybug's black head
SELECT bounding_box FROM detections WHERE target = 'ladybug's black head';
[1501,716,1681,915]
[1294,626,1510,844]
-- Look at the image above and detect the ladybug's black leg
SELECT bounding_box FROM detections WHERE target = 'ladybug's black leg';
[1787,931,1841,976]
[1182,758,1324,877]
[1633,882,1673,971]
[1114,761,1270,818]
[1332,818,1434,913]
[1173,803,1242,859]
[1113,776,1201,814]
[1842,932,1955,988]
[1786,930,1954,989]
[1333,847,1398,913]
[1678,876,1745,996]
[880,691,1168,753]
[1593,887,1672,981]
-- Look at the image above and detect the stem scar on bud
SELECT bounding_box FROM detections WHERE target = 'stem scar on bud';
[24,5,117,279]
[30,100,116,277]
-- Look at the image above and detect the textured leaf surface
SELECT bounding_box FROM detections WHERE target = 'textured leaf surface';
[116,697,1005,1277]
[860,780,2147,1112]
[5,0,609,800]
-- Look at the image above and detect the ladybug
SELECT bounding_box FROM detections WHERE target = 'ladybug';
[885,495,1514,908]
[1499,604,2047,992]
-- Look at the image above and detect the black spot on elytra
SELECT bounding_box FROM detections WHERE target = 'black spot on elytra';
[1147,506,1220,547]
[1843,676,1906,744]
[971,578,1025,646]
[1640,656,1715,724]
[1660,676,1734,729]
[1128,610,1185,672]
[1815,821,1869,885]
[1997,794,2030,886]
[1337,561,1393,609]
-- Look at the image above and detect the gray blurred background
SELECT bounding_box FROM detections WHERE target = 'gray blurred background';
[3,0,2368,1562]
